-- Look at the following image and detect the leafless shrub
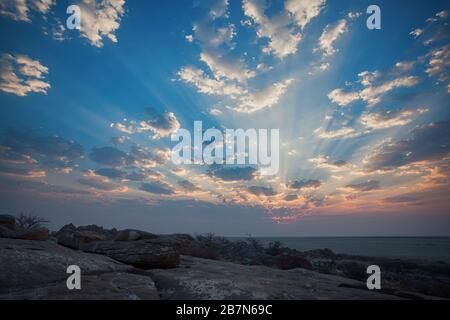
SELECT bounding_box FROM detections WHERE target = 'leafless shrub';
[16,212,49,230]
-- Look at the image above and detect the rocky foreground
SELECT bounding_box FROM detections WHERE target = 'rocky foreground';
[1,215,449,300]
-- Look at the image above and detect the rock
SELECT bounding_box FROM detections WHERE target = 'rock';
[0,214,16,230]
[82,239,181,269]
[0,217,49,241]
[19,228,49,241]
[275,251,313,270]
[56,230,107,249]
[0,225,16,238]
[149,256,403,300]
[114,229,158,241]
[0,238,159,300]
[0,272,160,300]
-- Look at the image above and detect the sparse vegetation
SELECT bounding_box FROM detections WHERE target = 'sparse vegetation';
[16,212,49,230]
[266,240,285,256]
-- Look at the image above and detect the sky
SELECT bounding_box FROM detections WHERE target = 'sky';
[0,0,449,236]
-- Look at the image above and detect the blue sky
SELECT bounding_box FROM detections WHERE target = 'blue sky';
[0,0,449,236]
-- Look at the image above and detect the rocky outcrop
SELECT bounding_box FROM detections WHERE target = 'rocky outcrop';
[0,214,49,241]
[0,238,159,300]
[51,225,195,269]
[149,256,401,300]
[81,239,181,269]
[0,236,444,300]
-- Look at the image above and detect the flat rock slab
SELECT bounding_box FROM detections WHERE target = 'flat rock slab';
[149,256,402,300]
[0,272,160,300]
[0,238,159,300]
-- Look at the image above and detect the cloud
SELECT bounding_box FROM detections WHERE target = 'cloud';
[0,178,91,196]
[0,163,46,178]
[235,78,294,113]
[89,146,131,167]
[111,108,181,139]
[77,0,126,48]
[384,193,421,204]
[0,0,54,22]
[287,179,321,189]
[360,108,428,130]
[347,12,362,19]
[208,165,257,181]
[0,53,50,96]
[436,10,449,19]
[210,0,229,18]
[242,0,300,59]
[345,180,380,192]
[364,121,450,171]
[395,61,415,72]
[424,44,450,82]
[139,181,175,195]
[327,88,360,106]
[247,185,277,196]
[317,19,347,57]
[328,71,420,107]
[78,173,126,192]
[178,180,201,192]
[285,0,325,29]
[314,126,357,139]
[309,155,350,172]
[208,108,223,116]
[94,168,126,179]
[200,51,255,83]
[410,28,423,39]
[178,66,246,97]
[1,129,84,173]
[139,108,181,139]
[130,144,170,168]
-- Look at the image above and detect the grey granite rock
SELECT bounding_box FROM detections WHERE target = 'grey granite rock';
[149,256,403,300]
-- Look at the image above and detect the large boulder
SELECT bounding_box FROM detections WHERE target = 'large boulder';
[114,229,158,242]
[149,256,404,300]
[0,215,15,230]
[82,239,181,269]
[56,230,107,249]
[18,228,49,241]
[0,238,159,300]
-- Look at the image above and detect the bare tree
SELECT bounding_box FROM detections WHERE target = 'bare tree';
[16,212,49,230]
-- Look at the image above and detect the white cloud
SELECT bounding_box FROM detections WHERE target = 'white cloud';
[360,108,428,130]
[178,66,246,97]
[327,88,360,106]
[347,12,362,19]
[319,63,330,71]
[0,53,50,96]
[425,44,450,82]
[285,0,325,29]
[309,155,351,171]
[208,0,229,19]
[0,0,54,22]
[200,51,255,82]
[318,19,347,57]
[208,108,223,116]
[77,0,126,48]
[395,61,415,72]
[410,28,423,38]
[329,72,420,107]
[243,0,301,59]
[436,10,448,19]
[185,34,193,42]
[235,78,294,113]
[359,75,419,106]
[314,126,357,139]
